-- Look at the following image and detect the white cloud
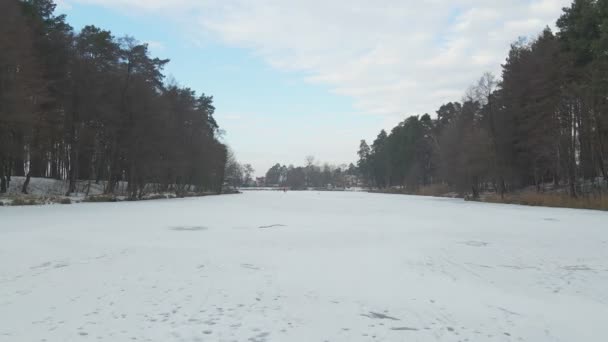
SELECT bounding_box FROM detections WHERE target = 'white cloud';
[65,0,571,119]
[55,0,73,11]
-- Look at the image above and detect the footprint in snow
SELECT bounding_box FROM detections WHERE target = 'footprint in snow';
[258,224,287,229]
[462,241,489,247]
[391,327,419,331]
[170,226,208,231]
[248,332,270,342]
[30,262,52,270]
[361,312,400,321]
[241,264,260,270]
[562,265,594,271]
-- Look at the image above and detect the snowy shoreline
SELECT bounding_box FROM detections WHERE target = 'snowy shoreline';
[0,177,236,206]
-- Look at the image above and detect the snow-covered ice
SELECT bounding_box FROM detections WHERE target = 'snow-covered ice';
[1,191,608,341]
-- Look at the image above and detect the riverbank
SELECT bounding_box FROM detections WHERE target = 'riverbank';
[370,184,608,211]
[0,177,237,206]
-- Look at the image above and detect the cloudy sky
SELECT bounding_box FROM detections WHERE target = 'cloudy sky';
[57,0,571,175]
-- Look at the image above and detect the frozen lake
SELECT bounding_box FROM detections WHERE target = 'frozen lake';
[1,191,608,341]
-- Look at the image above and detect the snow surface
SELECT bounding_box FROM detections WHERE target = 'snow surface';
[1,191,608,342]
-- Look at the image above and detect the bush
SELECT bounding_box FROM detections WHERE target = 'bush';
[11,198,40,206]
[146,194,165,200]
[415,184,451,197]
[145,194,172,200]
[370,184,452,197]
[58,198,72,205]
[484,191,608,211]
[370,188,406,195]
[84,195,118,203]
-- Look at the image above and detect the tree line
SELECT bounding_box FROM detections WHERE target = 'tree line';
[264,157,359,190]
[223,149,255,189]
[0,0,227,198]
[358,0,608,199]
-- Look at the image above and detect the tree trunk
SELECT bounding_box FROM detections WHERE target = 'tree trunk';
[471,184,480,200]
[66,109,80,195]
[105,141,118,194]
[21,171,31,194]
[0,158,7,193]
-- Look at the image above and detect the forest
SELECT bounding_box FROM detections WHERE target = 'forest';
[261,157,359,190]
[0,0,227,199]
[357,0,608,202]
[4,0,608,209]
